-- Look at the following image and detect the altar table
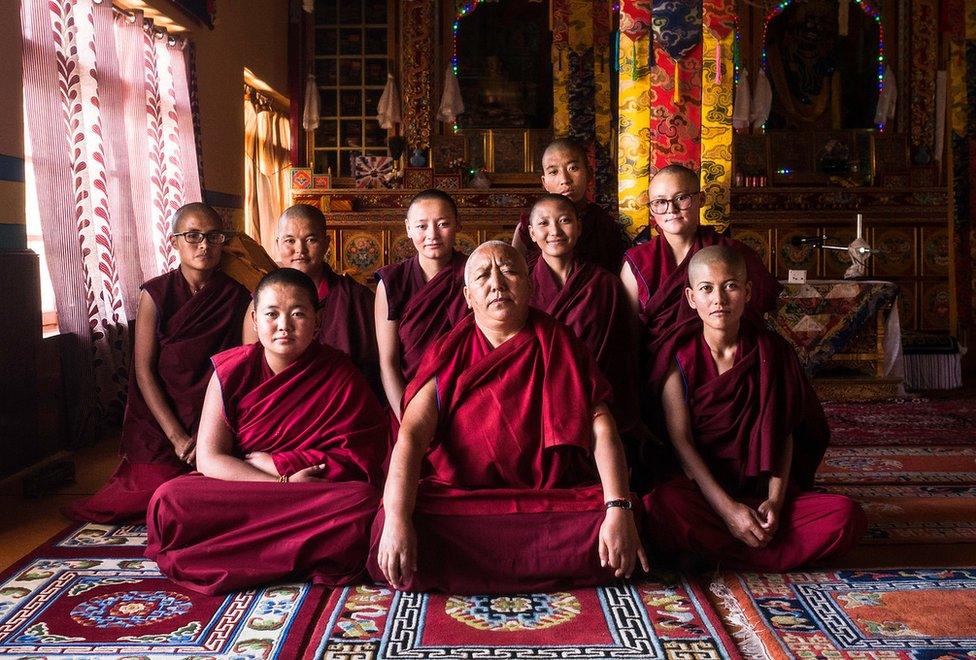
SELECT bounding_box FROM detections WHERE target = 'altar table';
[770,280,903,384]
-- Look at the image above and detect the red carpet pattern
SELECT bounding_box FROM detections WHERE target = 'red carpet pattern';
[817,447,976,484]
[305,576,739,659]
[0,525,325,658]
[708,568,976,658]
[822,398,976,446]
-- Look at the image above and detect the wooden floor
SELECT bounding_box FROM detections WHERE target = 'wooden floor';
[0,434,118,571]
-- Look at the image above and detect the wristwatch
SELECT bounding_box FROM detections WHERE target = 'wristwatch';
[604,498,633,510]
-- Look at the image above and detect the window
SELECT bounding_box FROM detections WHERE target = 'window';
[312,0,391,180]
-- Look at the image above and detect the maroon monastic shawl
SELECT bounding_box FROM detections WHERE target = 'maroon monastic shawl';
[146,341,388,594]
[374,252,469,382]
[672,320,829,493]
[625,226,781,338]
[530,259,641,440]
[213,342,388,483]
[406,309,611,493]
[65,269,250,522]
[368,310,627,594]
[625,226,782,399]
[516,202,630,273]
[316,264,381,396]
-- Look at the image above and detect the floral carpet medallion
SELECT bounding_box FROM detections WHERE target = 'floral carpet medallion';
[711,569,976,657]
[0,556,315,658]
[306,576,738,659]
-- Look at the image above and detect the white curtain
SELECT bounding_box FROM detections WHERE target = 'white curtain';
[22,0,201,440]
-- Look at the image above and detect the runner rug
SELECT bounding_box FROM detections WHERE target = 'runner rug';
[823,398,976,446]
[824,485,976,544]
[0,523,326,658]
[816,447,976,485]
[304,574,741,659]
[707,568,976,658]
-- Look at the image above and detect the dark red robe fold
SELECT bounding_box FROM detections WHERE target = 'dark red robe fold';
[65,269,251,523]
[516,202,630,273]
[374,252,469,383]
[316,264,382,397]
[643,321,866,570]
[367,310,637,594]
[625,227,783,446]
[530,259,643,450]
[146,342,388,595]
[626,226,781,346]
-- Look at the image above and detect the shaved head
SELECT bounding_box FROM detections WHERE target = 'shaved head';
[687,245,747,286]
[650,164,699,192]
[542,137,589,168]
[278,204,327,234]
[528,193,577,225]
[172,202,222,233]
[464,240,527,286]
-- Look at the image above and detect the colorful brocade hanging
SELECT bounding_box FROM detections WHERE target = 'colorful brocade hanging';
[552,0,615,212]
[617,25,651,237]
[616,0,734,236]
[699,0,734,230]
[910,0,938,160]
[649,0,703,173]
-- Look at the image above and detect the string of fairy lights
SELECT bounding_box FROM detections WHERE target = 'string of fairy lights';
[759,0,886,129]
[449,0,885,132]
[450,0,486,133]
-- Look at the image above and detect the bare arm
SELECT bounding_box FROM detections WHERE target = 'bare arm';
[133,290,194,463]
[375,280,407,419]
[758,434,793,535]
[591,402,649,577]
[376,378,439,588]
[195,375,326,483]
[241,301,257,344]
[620,261,641,316]
[661,365,771,548]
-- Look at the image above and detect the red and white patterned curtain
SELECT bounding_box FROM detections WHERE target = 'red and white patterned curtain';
[22,0,201,444]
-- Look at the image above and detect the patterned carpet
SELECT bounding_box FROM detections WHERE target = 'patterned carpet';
[305,578,738,659]
[0,524,325,658]
[822,398,976,446]
[0,395,971,657]
[708,569,976,658]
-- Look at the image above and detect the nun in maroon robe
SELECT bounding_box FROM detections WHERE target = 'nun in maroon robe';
[315,263,381,396]
[374,251,469,383]
[369,242,646,594]
[516,202,629,273]
[526,194,644,457]
[642,246,864,571]
[65,268,251,522]
[646,320,866,570]
[147,270,388,595]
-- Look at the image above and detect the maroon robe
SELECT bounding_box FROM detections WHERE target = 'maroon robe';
[530,258,643,451]
[146,342,388,595]
[516,202,630,273]
[625,226,783,444]
[65,269,251,522]
[367,310,636,594]
[374,252,469,384]
[643,321,866,571]
[625,226,781,347]
[316,264,382,397]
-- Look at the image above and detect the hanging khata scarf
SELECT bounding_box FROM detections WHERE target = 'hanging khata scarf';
[651,0,703,104]
[302,73,320,131]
